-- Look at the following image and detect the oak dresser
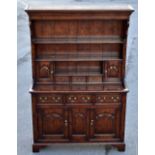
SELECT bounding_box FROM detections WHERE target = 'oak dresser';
[26,4,134,152]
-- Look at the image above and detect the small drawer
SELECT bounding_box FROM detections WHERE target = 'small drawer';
[88,76,102,83]
[55,85,70,91]
[66,94,92,104]
[87,85,103,91]
[96,94,121,103]
[104,84,123,91]
[66,95,78,103]
[79,95,92,103]
[72,76,86,83]
[72,85,86,91]
[37,94,63,104]
[55,76,69,83]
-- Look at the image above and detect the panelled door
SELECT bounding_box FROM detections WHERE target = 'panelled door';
[37,106,69,142]
[89,105,121,142]
[105,60,122,78]
[37,105,121,142]
[69,107,90,142]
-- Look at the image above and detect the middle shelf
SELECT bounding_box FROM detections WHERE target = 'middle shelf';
[35,51,122,61]
[32,36,124,44]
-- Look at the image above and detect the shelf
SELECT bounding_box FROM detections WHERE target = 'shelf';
[36,81,122,85]
[54,73,103,76]
[35,51,122,61]
[32,36,124,44]
[36,57,121,62]
[30,88,128,93]
[30,83,125,92]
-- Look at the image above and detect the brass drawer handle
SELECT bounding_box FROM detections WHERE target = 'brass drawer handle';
[117,96,120,100]
[82,96,90,101]
[87,96,90,100]
[68,96,77,101]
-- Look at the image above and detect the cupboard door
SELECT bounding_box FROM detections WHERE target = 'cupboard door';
[37,107,69,142]
[69,108,90,142]
[90,105,121,142]
[105,60,122,78]
[36,61,54,82]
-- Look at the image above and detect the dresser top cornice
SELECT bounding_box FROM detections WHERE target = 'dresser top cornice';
[25,3,134,12]
[25,3,134,20]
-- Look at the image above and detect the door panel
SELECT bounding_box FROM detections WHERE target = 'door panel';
[105,60,122,78]
[37,107,69,142]
[90,105,121,142]
[36,61,54,82]
[69,108,89,142]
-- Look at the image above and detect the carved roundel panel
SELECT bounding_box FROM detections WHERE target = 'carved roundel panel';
[39,65,50,78]
[106,61,121,78]
[108,65,119,77]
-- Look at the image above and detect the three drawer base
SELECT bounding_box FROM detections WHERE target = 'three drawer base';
[30,91,127,153]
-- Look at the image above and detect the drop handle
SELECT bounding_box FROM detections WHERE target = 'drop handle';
[90,120,94,126]
[64,120,68,127]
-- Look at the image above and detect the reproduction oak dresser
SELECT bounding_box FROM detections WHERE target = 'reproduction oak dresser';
[26,4,133,152]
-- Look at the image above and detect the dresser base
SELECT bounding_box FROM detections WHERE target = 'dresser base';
[32,142,125,153]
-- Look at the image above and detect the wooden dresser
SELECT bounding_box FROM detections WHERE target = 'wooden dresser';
[26,4,133,152]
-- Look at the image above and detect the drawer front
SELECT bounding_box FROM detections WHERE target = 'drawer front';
[96,94,121,103]
[66,94,93,104]
[37,94,63,104]
[36,93,121,104]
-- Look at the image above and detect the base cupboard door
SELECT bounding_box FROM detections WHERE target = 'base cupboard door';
[69,108,90,142]
[37,106,69,142]
[89,105,121,142]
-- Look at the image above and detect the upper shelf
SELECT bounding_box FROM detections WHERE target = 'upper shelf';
[32,36,124,44]
[35,51,122,61]
[35,57,122,62]
[36,51,122,61]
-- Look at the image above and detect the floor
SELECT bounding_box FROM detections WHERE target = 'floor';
[17,0,137,155]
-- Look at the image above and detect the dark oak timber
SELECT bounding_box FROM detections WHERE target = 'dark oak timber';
[26,4,133,152]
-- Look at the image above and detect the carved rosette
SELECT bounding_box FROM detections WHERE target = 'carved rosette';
[39,65,50,78]
[39,95,62,103]
[39,96,48,103]
[67,95,77,103]
[97,95,120,103]
[81,95,91,102]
